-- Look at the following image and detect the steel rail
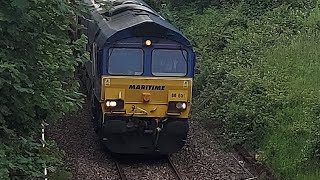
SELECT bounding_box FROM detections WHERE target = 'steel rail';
[113,158,127,180]
[167,156,183,180]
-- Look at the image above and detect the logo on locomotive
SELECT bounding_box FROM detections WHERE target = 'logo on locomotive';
[128,85,166,90]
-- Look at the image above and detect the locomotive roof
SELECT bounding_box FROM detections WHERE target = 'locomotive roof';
[84,0,191,47]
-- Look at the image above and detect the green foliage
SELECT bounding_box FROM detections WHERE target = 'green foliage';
[0,139,64,180]
[158,0,317,15]
[48,167,73,180]
[258,33,320,179]
[240,0,317,16]
[179,5,308,147]
[0,0,87,179]
[153,0,320,179]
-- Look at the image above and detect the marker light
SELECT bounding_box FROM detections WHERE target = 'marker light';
[145,40,152,46]
[176,102,187,110]
[106,101,117,107]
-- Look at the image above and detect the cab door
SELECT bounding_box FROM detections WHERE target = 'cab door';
[91,42,102,101]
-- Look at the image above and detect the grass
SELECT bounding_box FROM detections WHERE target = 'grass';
[260,32,320,179]
[166,2,320,179]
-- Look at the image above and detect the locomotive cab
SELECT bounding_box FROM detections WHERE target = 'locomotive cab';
[81,0,195,154]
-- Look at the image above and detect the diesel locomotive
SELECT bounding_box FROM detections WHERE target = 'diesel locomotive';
[79,0,195,154]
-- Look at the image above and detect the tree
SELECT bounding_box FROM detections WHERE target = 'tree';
[0,0,87,179]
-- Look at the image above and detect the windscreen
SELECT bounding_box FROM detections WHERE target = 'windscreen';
[152,49,187,76]
[108,48,143,75]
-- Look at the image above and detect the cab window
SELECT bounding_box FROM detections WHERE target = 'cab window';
[152,49,187,77]
[108,48,143,75]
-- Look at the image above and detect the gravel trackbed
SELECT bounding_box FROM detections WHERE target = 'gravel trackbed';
[48,103,255,180]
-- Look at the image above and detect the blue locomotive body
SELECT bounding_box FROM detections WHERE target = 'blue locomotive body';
[79,0,195,154]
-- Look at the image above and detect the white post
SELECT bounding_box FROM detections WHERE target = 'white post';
[42,122,48,180]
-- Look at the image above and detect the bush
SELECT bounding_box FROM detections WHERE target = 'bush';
[259,33,320,179]
[180,5,307,147]
[155,0,320,179]
[0,0,87,179]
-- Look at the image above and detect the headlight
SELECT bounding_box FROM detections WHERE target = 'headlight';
[106,101,117,107]
[105,99,124,110]
[168,101,187,113]
[176,102,187,110]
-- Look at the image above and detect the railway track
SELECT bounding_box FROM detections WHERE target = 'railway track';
[48,99,255,179]
[113,156,184,180]
[113,158,127,180]
[167,156,183,180]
